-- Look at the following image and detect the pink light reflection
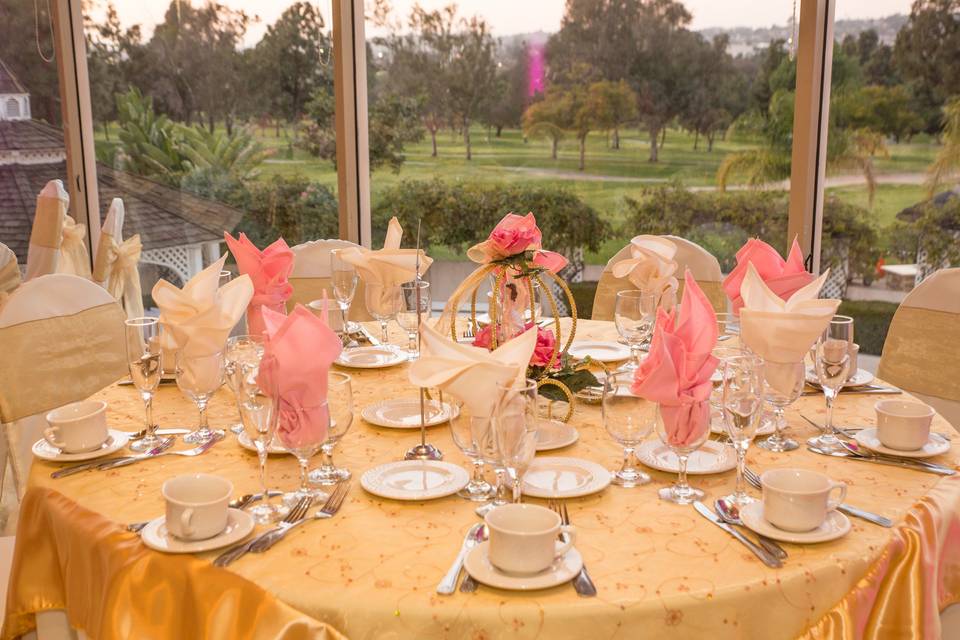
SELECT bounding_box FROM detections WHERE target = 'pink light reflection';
[527,43,545,98]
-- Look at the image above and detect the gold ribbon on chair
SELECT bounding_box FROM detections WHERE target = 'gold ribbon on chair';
[0,260,20,297]
[94,233,145,319]
[878,307,960,404]
[592,271,726,320]
[29,198,64,250]
[56,216,93,279]
[287,276,373,321]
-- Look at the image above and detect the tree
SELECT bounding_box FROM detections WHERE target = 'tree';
[446,15,499,160]
[85,3,142,139]
[522,93,568,160]
[926,98,960,195]
[588,80,637,150]
[679,34,747,151]
[751,39,790,118]
[481,43,529,137]
[833,85,922,142]
[0,0,60,124]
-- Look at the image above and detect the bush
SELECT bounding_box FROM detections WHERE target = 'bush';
[837,300,897,355]
[568,281,599,319]
[234,175,339,247]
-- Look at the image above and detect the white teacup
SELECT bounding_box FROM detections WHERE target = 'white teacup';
[307,299,345,333]
[761,468,847,532]
[485,504,576,575]
[875,400,934,451]
[44,400,109,453]
[162,474,233,541]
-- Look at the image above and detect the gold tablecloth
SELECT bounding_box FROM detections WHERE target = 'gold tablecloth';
[8,320,960,639]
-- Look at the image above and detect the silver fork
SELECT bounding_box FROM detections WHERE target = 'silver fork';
[97,433,224,471]
[51,437,176,478]
[548,500,596,597]
[213,495,314,567]
[250,481,351,553]
[463,324,475,339]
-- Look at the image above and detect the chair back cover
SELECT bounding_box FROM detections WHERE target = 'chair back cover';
[878,268,960,429]
[25,179,67,280]
[289,238,373,321]
[592,235,725,320]
[93,198,145,318]
[0,242,20,299]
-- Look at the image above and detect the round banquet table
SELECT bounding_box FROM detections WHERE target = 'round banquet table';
[16,319,960,640]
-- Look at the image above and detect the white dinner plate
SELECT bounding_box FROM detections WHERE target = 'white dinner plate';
[739,501,851,544]
[336,346,408,369]
[806,367,875,388]
[536,419,579,451]
[463,541,583,591]
[236,431,289,455]
[521,457,611,499]
[140,509,255,554]
[361,399,459,429]
[853,428,950,458]
[566,341,631,363]
[710,415,776,437]
[361,460,469,501]
[636,439,737,475]
[32,429,130,462]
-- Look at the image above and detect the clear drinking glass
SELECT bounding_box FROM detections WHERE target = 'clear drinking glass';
[447,398,495,501]
[808,316,854,453]
[601,372,654,487]
[331,249,359,334]
[124,317,163,452]
[614,290,656,371]
[308,372,354,485]
[475,408,508,507]
[236,362,285,524]
[710,346,746,433]
[274,380,332,505]
[396,280,431,358]
[757,360,805,452]
[655,400,711,504]
[176,350,226,444]
[715,312,740,341]
[365,283,403,345]
[224,335,264,436]
[494,379,539,504]
[721,354,765,506]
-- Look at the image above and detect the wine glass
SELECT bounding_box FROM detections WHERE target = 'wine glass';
[601,372,654,487]
[808,316,854,453]
[757,360,805,452]
[175,350,226,444]
[331,249,358,334]
[236,362,285,523]
[494,379,539,504]
[224,335,264,436]
[710,346,746,433]
[715,312,740,341]
[396,281,431,358]
[365,283,403,345]
[475,409,508,507]
[124,317,163,452]
[655,400,711,504]
[219,270,247,337]
[308,372,354,485]
[447,398,495,501]
[721,354,764,506]
[614,290,656,371]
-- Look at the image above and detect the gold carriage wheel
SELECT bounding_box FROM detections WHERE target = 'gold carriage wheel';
[536,378,575,423]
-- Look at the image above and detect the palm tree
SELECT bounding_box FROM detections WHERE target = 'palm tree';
[926,97,960,196]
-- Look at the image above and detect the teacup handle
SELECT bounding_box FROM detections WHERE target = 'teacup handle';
[554,525,577,559]
[180,508,195,538]
[43,426,67,450]
[827,482,847,512]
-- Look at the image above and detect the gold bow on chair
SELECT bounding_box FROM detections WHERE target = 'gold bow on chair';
[58,216,93,279]
[95,233,144,319]
[0,260,20,297]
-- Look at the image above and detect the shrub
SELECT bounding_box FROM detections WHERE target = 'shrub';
[234,175,339,247]
[568,281,598,319]
[837,300,897,355]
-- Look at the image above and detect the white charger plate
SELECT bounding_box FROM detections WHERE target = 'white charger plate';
[236,431,289,455]
[636,440,737,475]
[806,367,875,388]
[521,457,611,499]
[336,346,408,369]
[32,429,130,462]
[853,428,950,458]
[463,541,583,591]
[567,341,631,363]
[140,508,255,554]
[739,501,851,544]
[361,460,469,501]
[536,419,579,451]
[361,399,459,429]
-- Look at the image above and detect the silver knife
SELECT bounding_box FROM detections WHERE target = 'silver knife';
[835,503,894,528]
[50,437,175,478]
[806,446,956,475]
[437,523,482,595]
[693,501,782,568]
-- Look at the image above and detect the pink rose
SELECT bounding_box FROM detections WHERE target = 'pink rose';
[528,323,559,369]
[489,213,542,257]
[471,324,493,349]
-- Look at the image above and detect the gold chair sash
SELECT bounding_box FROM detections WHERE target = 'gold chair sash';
[288,276,373,321]
[56,216,93,279]
[878,307,960,403]
[94,232,145,319]
[29,196,64,250]
[592,271,726,320]
[0,260,20,296]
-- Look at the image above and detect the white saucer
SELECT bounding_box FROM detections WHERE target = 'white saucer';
[336,346,408,369]
[636,439,737,475]
[806,367,875,388]
[361,399,459,429]
[739,501,851,544]
[361,460,469,501]
[140,509,255,554]
[567,341,631,363]
[521,456,611,498]
[32,429,130,462]
[853,428,950,458]
[236,431,289,455]
[536,419,579,451]
[463,541,583,591]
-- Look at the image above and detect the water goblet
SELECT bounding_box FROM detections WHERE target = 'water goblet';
[757,360,804,452]
[494,379,539,504]
[614,290,656,371]
[716,312,740,341]
[236,363,285,523]
[396,281,431,358]
[365,283,403,345]
[124,317,163,452]
[475,409,509,507]
[601,372,654,487]
[308,372,355,485]
[224,335,264,435]
[175,350,226,444]
[655,400,711,504]
[721,354,764,506]
[447,398,495,501]
[807,316,854,453]
[710,346,746,432]
[331,249,359,334]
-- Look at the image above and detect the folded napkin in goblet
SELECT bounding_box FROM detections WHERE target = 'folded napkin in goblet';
[631,270,718,447]
[257,304,343,448]
[408,321,537,419]
[610,235,679,305]
[224,232,295,338]
[722,237,815,315]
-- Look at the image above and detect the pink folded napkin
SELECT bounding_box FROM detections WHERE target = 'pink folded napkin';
[632,271,718,447]
[722,238,814,315]
[467,213,568,273]
[256,304,343,449]
[224,232,295,337]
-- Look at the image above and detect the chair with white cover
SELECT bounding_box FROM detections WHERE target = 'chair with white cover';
[0,242,20,299]
[592,235,725,320]
[289,239,373,321]
[24,180,68,281]
[878,268,960,431]
[92,198,144,318]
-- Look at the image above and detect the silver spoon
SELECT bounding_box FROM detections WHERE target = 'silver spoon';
[715,498,788,560]
[458,523,489,593]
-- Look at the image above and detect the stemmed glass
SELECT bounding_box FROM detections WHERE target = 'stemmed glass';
[331,249,358,334]
[236,362,285,523]
[397,281,431,359]
[757,360,805,452]
[655,400,711,504]
[614,290,656,371]
[715,313,740,341]
[124,317,163,452]
[308,372,354,485]
[494,379,539,504]
[175,350,225,444]
[601,372,654,487]
[721,354,765,506]
[808,316,854,453]
[224,335,264,436]
[447,398,495,501]
[219,270,246,337]
[710,346,746,432]
[365,283,403,345]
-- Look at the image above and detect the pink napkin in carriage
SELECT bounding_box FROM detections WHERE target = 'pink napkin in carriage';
[631,270,719,447]
[224,232,294,337]
[722,238,814,315]
[257,304,342,449]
